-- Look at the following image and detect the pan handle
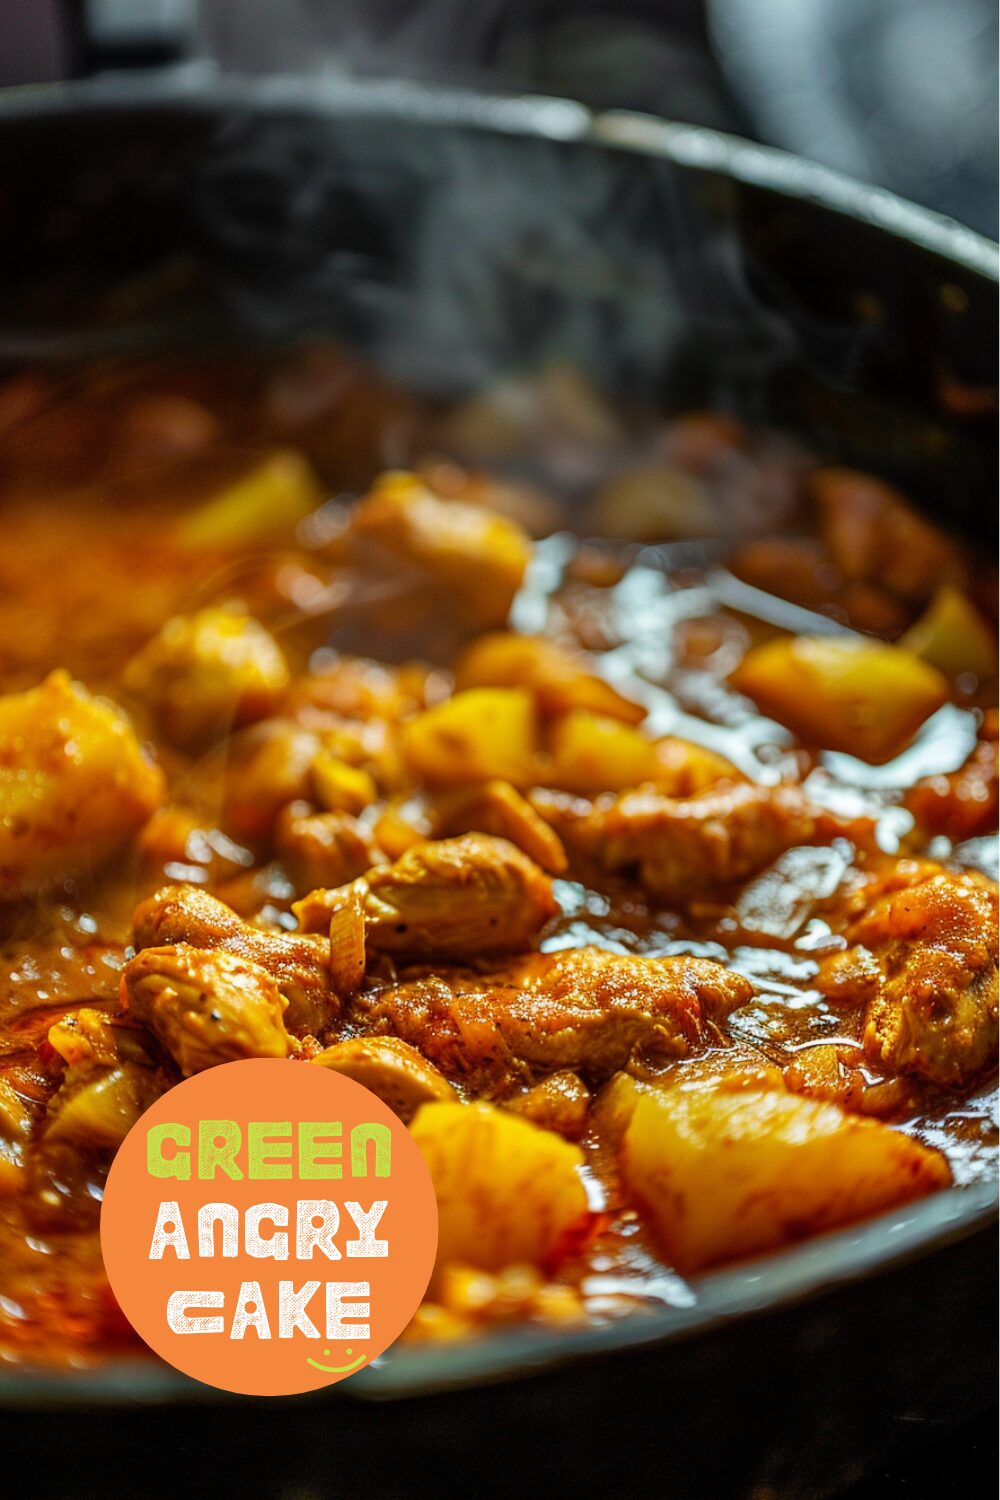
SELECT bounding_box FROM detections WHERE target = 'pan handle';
[60,0,199,76]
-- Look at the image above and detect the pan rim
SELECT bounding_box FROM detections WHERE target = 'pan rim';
[0,69,996,282]
[0,70,995,1409]
[0,1179,994,1407]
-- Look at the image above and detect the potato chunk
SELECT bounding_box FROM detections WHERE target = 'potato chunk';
[174,449,322,548]
[124,606,289,750]
[900,585,998,683]
[343,471,532,629]
[122,943,293,1074]
[455,632,645,723]
[0,670,164,899]
[732,635,948,763]
[623,1082,950,1272]
[410,1101,589,1275]
[548,710,658,794]
[404,689,537,788]
[44,1009,166,1148]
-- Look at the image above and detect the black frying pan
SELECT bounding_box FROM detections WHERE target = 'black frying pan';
[0,71,996,1500]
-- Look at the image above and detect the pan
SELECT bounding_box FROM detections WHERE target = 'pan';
[0,69,996,1500]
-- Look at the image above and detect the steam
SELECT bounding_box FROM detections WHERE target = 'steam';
[201,0,516,85]
[1,1,918,514]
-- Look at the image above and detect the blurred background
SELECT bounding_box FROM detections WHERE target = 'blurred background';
[2,0,997,237]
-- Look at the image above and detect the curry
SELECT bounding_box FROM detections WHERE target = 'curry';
[0,350,996,1366]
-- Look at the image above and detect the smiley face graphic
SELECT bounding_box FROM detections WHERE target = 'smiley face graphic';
[305,1346,367,1375]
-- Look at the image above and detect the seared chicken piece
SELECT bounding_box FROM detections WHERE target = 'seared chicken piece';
[552,781,854,903]
[123,606,289,750]
[430,780,568,873]
[312,1036,457,1121]
[905,726,998,842]
[44,1008,167,1148]
[287,654,428,726]
[354,947,753,1090]
[294,833,558,962]
[812,466,965,605]
[0,670,164,900]
[340,471,532,630]
[275,801,381,893]
[220,718,322,846]
[122,944,293,1075]
[221,714,400,846]
[845,872,998,1085]
[132,884,338,1034]
[506,1069,591,1139]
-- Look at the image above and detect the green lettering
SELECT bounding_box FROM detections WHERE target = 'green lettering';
[298,1121,343,1179]
[248,1120,292,1179]
[350,1122,391,1178]
[146,1122,190,1180]
[198,1119,243,1180]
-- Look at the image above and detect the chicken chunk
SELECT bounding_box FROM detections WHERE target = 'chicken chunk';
[506,1070,591,1139]
[122,944,293,1074]
[312,1036,457,1121]
[904,729,998,842]
[124,606,289,750]
[341,471,532,629]
[430,780,567,873]
[220,719,322,846]
[275,802,380,894]
[847,872,998,1085]
[131,884,339,1034]
[287,654,428,726]
[354,947,753,1090]
[0,670,164,900]
[557,781,854,903]
[811,466,966,604]
[294,833,558,962]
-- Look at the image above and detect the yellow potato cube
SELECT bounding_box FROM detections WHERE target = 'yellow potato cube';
[548,710,658,794]
[404,688,537,787]
[174,449,322,548]
[124,607,289,750]
[455,632,645,724]
[45,1065,162,1148]
[622,1084,950,1273]
[410,1101,589,1276]
[731,634,948,763]
[0,670,164,899]
[900,584,998,683]
[310,752,377,814]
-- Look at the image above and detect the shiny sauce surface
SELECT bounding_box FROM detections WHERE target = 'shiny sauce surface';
[0,351,996,1366]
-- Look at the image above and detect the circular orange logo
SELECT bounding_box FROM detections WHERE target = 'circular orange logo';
[101,1059,438,1395]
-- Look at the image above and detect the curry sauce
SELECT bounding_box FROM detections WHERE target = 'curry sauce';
[1,351,996,1366]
